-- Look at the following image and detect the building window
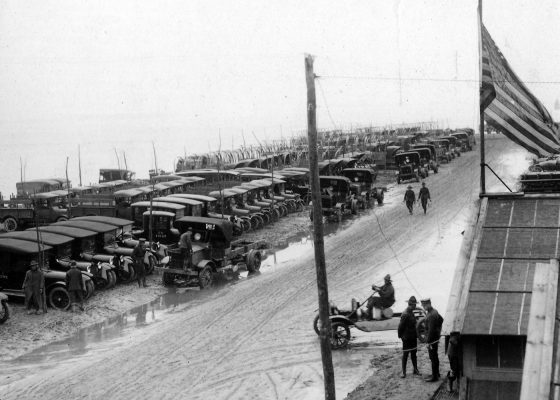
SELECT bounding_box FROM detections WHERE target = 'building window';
[475,336,526,369]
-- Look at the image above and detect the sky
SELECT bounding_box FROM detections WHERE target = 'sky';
[0,0,559,191]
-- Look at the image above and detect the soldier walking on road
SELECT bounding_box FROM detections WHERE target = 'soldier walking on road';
[66,261,85,312]
[398,296,420,378]
[22,260,45,315]
[404,185,416,215]
[132,238,147,288]
[417,182,431,214]
[421,298,444,382]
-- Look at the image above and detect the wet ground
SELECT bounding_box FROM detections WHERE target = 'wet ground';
[0,135,531,400]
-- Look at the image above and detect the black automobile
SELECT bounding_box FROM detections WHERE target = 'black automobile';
[0,238,83,310]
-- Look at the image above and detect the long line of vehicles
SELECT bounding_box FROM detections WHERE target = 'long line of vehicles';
[0,128,476,322]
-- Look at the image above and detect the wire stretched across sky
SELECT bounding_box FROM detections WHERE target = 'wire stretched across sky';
[317,74,560,85]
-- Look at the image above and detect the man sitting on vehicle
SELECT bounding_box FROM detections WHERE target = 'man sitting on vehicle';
[178,228,193,270]
[366,274,395,320]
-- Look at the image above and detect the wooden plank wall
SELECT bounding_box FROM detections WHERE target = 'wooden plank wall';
[520,259,559,400]
[443,197,487,334]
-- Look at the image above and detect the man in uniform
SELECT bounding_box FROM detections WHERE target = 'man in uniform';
[22,260,45,315]
[65,261,85,312]
[398,296,420,378]
[421,298,444,382]
[132,238,147,288]
[417,182,431,214]
[367,274,395,319]
[179,228,193,270]
[404,185,416,214]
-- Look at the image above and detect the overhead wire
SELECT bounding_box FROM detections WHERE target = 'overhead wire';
[316,78,339,130]
[319,74,560,85]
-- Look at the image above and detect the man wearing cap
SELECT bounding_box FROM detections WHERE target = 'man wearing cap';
[421,298,444,382]
[66,261,85,312]
[403,185,416,215]
[179,229,193,270]
[398,296,420,378]
[367,274,395,319]
[133,238,147,288]
[417,182,431,214]
[22,260,45,315]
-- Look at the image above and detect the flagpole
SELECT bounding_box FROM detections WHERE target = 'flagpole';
[478,0,486,195]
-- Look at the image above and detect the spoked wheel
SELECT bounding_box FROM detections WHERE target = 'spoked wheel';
[241,219,251,232]
[106,270,117,289]
[295,201,304,212]
[313,314,321,335]
[271,208,280,222]
[3,217,18,232]
[416,318,428,343]
[250,216,262,230]
[85,280,95,299]
[246,251,262,273]
[198,266,214,289]
[48,287,70,310]
[0,301,10,324]
[146,256,156,275]
[330,322,351,349]
[261,213,270,225]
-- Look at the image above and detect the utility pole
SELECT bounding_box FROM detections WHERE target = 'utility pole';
[478,0,486,195]
[305,54,336,400]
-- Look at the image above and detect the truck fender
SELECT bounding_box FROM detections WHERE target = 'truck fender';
[196,260,215,271]
[45,281,67,293]
[329,315,354,326]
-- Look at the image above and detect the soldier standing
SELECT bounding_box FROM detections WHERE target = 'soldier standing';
[132,238,147,288]
[65,261,85,312]
[417,182,431,214]
[403,185,416,215]
[179,229,193,270]
[22,260,45,315]
[398,296,420,378]
[421,298,444,382]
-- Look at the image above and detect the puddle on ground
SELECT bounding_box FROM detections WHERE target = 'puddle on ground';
[2,215,361,370]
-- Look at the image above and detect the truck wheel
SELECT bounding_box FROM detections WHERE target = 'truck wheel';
[0,301,9,324]
[85,280,95,299]
[162,272,175,286]
[56,216,68,222]
[146,255,156,274]
[240,219,251,233]
[313,314,321,335]
[3,217,17,232]
[416,318,428,343]
[246,250,262,273]
[330,322,351,349]
[336,210,342,223]
[48,286,70,310]
[377,192,384,205]
[106,270,117,288]
[198,266,214,289]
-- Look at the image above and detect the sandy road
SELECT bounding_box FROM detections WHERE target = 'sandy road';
[0,136,529,400]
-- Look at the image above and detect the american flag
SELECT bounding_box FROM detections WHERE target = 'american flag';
[481,24,560,156]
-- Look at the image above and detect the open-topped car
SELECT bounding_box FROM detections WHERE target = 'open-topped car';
[161,217,267,288]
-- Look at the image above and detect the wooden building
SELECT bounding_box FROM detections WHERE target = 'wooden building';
[444,194,560,400]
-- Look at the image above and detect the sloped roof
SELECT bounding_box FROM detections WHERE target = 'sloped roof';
[454,196,560,336]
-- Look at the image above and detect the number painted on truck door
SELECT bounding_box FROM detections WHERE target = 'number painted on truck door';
[205,223,215,231]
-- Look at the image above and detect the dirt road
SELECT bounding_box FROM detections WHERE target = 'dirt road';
[0,136,530,400]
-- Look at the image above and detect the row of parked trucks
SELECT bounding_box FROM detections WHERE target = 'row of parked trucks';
[391,130,476,184]
[0,213,267,315]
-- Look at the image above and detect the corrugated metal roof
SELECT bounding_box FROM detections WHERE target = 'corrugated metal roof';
[462,197,560,335]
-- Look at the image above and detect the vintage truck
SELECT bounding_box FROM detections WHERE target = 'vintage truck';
[0,192,69,232]
[341,168,385,206]
[160,216,267,288]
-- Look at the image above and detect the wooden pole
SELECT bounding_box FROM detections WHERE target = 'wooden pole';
[65,156,72,218]
[478,0,486,195]
[78,145,82,187]
[305,54,336,400]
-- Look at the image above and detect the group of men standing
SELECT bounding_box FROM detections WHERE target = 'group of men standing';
[397,296,443,383]
[403,182,431,215]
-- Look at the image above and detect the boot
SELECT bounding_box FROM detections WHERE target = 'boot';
[401,357,407,378]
